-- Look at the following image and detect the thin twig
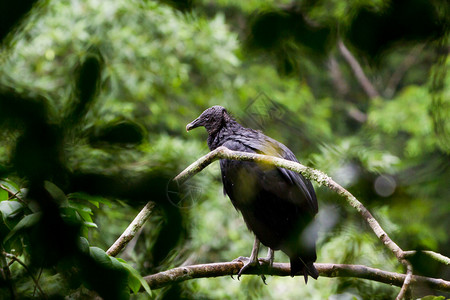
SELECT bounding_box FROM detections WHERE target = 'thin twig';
[0,184,26,205]
[385,45,424,98]
[106,201,156,257]
[4,252,46,299]
[328,56,367,123]
[143,261,450,291]
[33,267,44,297]
[396,260,413,300]
[328,56,350,98]
[338,39,380,99]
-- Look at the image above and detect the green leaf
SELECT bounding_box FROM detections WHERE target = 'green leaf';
[126,269,141,294]
[44,181,68,205]
[80,226,89,239]
[0,201,24,230]
[120,261,152,296]
[89,247,113,268]
[78,237,90,253]
[88,200,99,208]
[0,179,19,195]
[4,212,41,242]
[0,201,23,219]
[87,247,130,298]
[0,189,8,200]
[110,255,124,271]
[69,202,94,222]
[60,207,82,224]
[83,221,98,228]
[78,211,93,223]
[61,205,97,231]
[68,192,112,208]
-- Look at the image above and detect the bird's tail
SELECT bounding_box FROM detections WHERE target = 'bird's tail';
[289,256,319,284]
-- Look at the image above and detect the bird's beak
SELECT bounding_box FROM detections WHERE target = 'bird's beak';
[186,117,201,132]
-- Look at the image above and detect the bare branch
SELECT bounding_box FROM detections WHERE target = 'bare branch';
[106,201,155,257]
[0,249,11,281]
[328,56,350,97]
[143,261,450,291]
[385,45,424,98]
[328,56,367,123]
[403,250,450,265]
[33,268,44,298]
[396,260,413,300]
[4,252,46,299]
[347,106,367,123]
[338,39,380,99]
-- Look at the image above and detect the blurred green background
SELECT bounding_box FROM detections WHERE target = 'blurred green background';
[0,0,448,299]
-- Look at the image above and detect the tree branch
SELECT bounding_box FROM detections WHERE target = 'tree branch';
[396,260,413,300]
[106,201,155,257]
[327,56,367,123]
[385,45,424,98]
[172,146,449,298]
[403,250,450,266]
[328,56,350,98]
[174,146,403,258]
[0,246,15,298]
[338,39,380,99]
[143,261,450,291]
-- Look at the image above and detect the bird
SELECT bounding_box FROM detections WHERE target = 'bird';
[186,105,319,283]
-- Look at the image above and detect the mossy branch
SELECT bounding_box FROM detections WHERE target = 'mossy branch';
[403,250,450,265]
[171,146,449,298]
[174,146,402,257]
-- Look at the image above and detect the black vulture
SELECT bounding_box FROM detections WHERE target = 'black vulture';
[186,105,319,283]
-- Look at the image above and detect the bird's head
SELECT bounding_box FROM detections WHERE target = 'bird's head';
[186,105,231,135]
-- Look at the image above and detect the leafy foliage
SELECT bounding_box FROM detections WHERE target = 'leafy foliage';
[0,0,449,299]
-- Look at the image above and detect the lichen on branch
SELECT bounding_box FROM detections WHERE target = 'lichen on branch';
[170,146,450,298]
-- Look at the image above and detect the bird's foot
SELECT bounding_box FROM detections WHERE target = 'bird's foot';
[256,257,273,284]
[232,256,267,284]
[258,248,274,269]
[258,257,273,268]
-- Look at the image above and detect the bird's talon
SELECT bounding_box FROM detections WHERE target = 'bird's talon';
[261,274,267,285]
[259,259,274,271]
[233,255,269,284]
[232,256,247,262]
[236,269,245,281]
[233,256,259,280]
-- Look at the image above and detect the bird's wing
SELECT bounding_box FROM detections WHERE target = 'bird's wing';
[219,139,258,204]
[234,130,318,214]
[273,140,318,214]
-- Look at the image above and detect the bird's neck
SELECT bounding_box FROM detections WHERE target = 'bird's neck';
[207,120,242,150]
